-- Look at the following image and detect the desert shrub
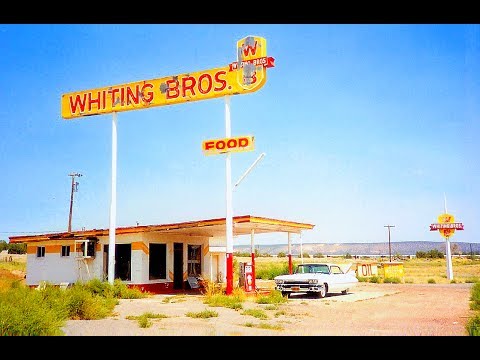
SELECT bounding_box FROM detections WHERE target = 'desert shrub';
[204,288,245,310]
[470,283,480,311]
[427,278,436,284]
[369,276,381,283]
[384,277,402,284]
[466,314,480,336]
[126,312,169,328]
[241,308,268,319]
[255,290,287,305]
[0,286,65,336]
[243,322,283,330]
[65,285,117,320]
[200,278,224,297]
[416,249,444,259]
[277,252,286,258]
[357,276,369,283]
[465,277,480,284]
[186,309,218,319]
[75,279,147,299]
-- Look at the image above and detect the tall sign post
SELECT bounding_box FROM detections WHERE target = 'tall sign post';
[429,202,464,280]
[203,35,274,294]
[62,35,274,287]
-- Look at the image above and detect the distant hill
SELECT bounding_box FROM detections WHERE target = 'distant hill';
[234,241,480,256]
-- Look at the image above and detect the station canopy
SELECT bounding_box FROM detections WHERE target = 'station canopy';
[9,215,315,243]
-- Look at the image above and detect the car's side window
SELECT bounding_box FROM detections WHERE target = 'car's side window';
[330,266,343,274]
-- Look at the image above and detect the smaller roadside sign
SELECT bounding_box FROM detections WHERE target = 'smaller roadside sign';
[429,213,464,239]
[202,135,254,155]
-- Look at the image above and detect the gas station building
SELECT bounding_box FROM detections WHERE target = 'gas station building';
[9,215,314,293]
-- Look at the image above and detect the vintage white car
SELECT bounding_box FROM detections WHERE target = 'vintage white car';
[274,263,358,298]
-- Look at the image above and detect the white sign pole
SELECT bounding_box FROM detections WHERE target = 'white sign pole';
[446,236,453,280]
[108,112,118,284]
[443,195,454,281]
[225,96,234,295]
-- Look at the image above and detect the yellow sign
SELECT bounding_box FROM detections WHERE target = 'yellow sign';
[61,36,274,119]
[430,213,464,238]
[383,262,404,279]
[438,213,455,239]
[202,136,255,155]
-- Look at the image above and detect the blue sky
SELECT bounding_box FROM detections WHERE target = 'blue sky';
[0,24,478,246]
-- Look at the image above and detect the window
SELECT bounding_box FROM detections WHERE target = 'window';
[330,266,343,274]
[36,246,45,258]
[187,245,201,276]
[149,243,167,280]
[61,245,70,257]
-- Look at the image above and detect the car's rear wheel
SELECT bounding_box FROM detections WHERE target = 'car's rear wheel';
[282,292,290,298]
[317,284,327,298]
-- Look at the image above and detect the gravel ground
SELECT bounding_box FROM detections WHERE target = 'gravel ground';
[61,282,475,336]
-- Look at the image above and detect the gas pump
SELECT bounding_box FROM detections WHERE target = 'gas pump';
[239,262,254,292]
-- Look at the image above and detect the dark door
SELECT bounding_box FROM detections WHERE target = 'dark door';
[104,244,131,281]
[173,243,184,290]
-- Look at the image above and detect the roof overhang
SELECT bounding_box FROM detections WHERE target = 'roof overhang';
[9,215,315,244]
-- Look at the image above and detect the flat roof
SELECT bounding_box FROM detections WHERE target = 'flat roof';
[8,215,315,244]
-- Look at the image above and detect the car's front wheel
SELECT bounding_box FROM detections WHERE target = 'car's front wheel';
[317,284,327,298]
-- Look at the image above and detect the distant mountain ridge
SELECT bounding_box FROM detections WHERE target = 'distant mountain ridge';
[234,241,480,256]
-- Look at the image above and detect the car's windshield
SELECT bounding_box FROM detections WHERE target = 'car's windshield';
[295,264,330,274]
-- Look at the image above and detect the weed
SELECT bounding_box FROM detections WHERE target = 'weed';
[241,308,268,320]
[186,309,219,319]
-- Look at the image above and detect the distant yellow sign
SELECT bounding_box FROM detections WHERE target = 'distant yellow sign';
[383,262,404,279]
[61,35,274,119]
[202,135,255,156]
[429,213,464,239]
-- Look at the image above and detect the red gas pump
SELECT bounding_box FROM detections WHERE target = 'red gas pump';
[239,262,254,292]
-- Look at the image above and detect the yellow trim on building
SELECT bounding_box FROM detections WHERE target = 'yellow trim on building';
[132,241,149,254]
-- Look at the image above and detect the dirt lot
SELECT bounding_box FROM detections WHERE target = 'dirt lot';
[61,282,475,336]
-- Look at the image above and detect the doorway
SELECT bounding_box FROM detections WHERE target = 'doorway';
[103,244,131,281]
[173,243,184,290]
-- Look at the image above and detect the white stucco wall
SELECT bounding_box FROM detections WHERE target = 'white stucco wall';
[25,242,103,286]
[25,232,227,287]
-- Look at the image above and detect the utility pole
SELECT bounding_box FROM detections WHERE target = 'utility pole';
[68,172,82,232]
[384,225,395,262]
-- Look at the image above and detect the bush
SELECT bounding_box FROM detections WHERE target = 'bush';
[0,286,66,336]
[186,309,218,319]
[466,314,480,336]
[65,285,117,320]
[384,277,402,284]
[416,249,444,259]
[204,288,245,310]
[241,308,268,319]
[256,290,288,305]
[470,283,480,311]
